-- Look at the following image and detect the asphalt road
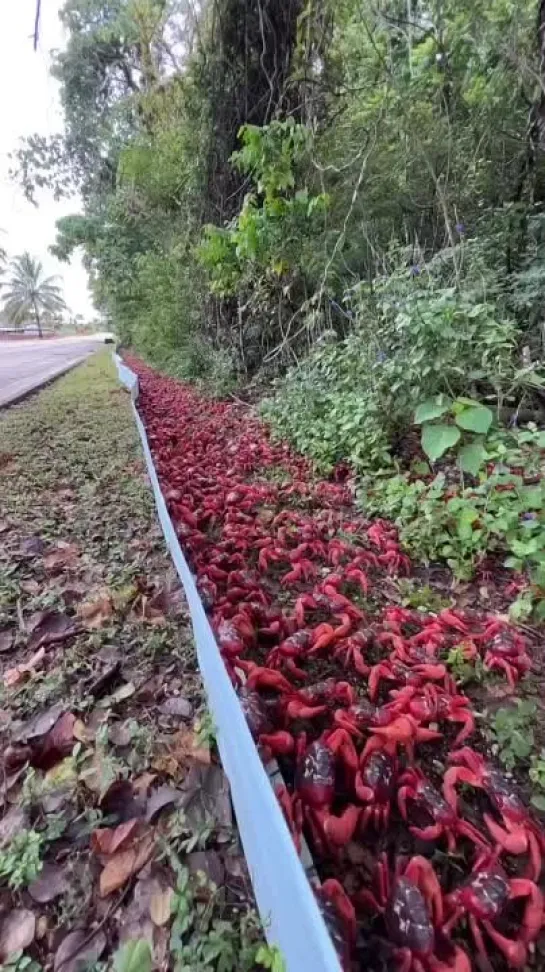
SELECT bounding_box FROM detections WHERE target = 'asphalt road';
[0,336,103,408]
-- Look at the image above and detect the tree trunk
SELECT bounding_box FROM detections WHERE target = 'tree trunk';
[32,299,43,339]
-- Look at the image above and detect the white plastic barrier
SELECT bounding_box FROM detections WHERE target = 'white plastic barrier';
[115,356,341,972]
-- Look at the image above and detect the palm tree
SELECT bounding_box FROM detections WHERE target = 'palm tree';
[2,253,66,338]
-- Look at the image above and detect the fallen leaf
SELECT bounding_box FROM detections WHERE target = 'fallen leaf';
[0,909,36,960]
[27,611,78,651]
[54,929,107,972]
[150,887,173,927]
[34,712,77,769]
[28,862,69,903]
[78,591,114,629]
[43,543,80,574]
[91,819,141,856]
[158,697,193,720]
[16,702,65,743]
[146,785,182,823]
[99,830,155,897]
[109,682,135,704]
[0,630,14,654]
[0,806,29,848]
[4,646,46,688]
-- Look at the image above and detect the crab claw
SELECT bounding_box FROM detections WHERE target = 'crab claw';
[259,731,295,756]
[364,715,442,761]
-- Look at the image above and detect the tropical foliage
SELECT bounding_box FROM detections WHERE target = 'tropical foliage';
[1,253,66,336]
[13,0,545,597]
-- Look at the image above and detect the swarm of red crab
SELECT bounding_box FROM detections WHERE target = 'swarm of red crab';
[128,356,545,971]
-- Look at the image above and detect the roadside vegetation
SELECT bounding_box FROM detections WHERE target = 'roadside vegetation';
[0,353,276,972]
[12,0,545,615]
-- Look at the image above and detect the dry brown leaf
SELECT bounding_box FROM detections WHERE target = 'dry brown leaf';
[43,543,80,574]
[34,712,77,770]
[4,646,46,688]
[150,887,173,926]
[16,702,65,743]
[99,830,155,897]
[91,818,141,856]
[78,591,114,629]
[0,909,36,960]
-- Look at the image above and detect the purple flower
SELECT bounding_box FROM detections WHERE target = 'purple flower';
[455,223,466,236]
[376,350,387,363]
[410,265,421,277]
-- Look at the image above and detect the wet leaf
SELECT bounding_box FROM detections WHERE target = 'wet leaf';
[150,887,173,927]
[99,830,155,897]
[113,939,152,972]
[28,862,69,903]
[54,929,107,972]
[0,909,36,960]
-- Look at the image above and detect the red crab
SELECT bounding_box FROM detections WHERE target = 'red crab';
[444,850,544,969]
[357,853,470,971]
[276,729,361,854]
[444,748,545,880]
[238,688,294,756]
[354,750,397,832]
[266,629,312,680]
[315,879,356,971]
[361,712,442,763]
[386,684,475,746]
[368,659,448,701]
[483,629,532,686]
[397,767,489,852]
[332,630,372,676]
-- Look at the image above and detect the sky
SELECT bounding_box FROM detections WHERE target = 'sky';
[0,1,94,319]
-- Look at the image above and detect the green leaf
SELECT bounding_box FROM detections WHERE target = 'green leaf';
[458,440,486,476]
[113,940,152,972]
[531,794,545,812]
[421,424,461,462]
[414,396,450,424]
[454,405,493,434]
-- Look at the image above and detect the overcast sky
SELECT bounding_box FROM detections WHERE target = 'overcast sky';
[0,1,94,318]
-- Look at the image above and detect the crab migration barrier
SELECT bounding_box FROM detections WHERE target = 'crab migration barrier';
[114,355,341,972]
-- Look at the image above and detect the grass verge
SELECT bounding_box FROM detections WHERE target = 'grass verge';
[0,352,278,972]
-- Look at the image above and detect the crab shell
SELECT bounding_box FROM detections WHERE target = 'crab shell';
[296,741,335,808]
[386,877,434,954]
[239,688,272,738]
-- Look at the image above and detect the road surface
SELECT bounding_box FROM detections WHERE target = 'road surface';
[0,336,104,408]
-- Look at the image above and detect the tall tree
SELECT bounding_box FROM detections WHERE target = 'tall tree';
[2,253,66,338]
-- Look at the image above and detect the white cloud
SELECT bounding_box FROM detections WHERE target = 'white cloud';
[0,0,95,318]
